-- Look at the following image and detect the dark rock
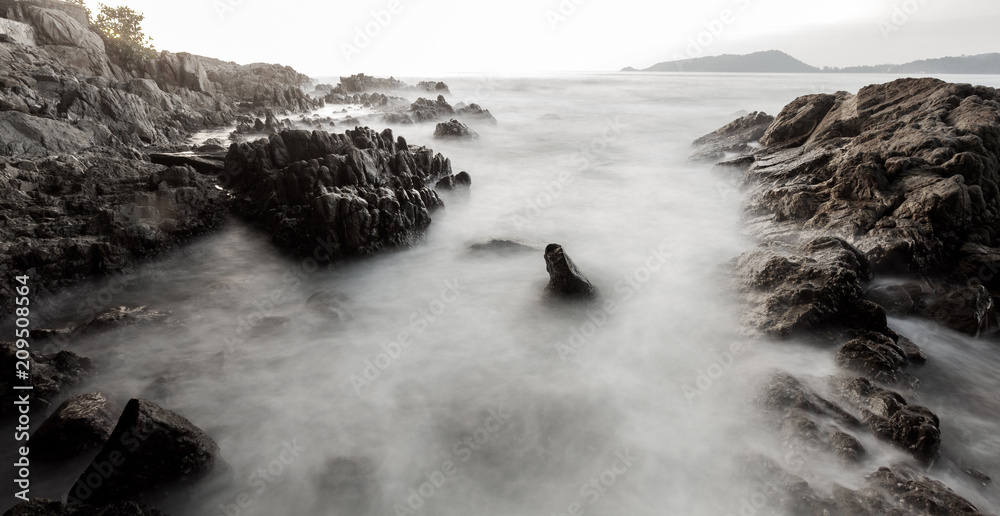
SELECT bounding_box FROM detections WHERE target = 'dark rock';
[68,398,225,506]
[0,341,96,415]
[468,238,540,254]
[835,332,907,384]
[455,102,497,124]
[148,153,224,174]
[76,306,172,335]
[691,111,773,161]
[734,236,875,335]
[895,335,928,365]
[32,392,119,462]
[962,467,992,487]
[3,499,164,516]
[832,377,941,464]
[830,431,865,463]
[435,171,471,191]
[923,285,996,336]
[223,127,447,260]
[867,464,984,514]
[865,284,919,316]
[543,244,598,299]
[434,119,478,140]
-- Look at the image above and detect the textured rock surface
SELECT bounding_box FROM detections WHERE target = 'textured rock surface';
[68,398,224,506]
[32,392,119,461]
[224,127,448,259]
[691,111,773,161]
[543,244,598,299]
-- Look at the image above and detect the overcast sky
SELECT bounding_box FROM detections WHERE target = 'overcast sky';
[79,0,999,76]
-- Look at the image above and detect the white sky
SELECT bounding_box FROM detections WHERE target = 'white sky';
[79,0,1000,76]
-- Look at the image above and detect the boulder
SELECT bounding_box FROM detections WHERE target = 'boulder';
[543,244,598,299]
[68,398,225,506]
[435,171,471,191]
[32,392,119,462]
[923,285,996,336]
[691,111,773,161]
[434,119,479,140]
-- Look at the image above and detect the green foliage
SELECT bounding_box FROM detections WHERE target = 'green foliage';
[92,3,157,70]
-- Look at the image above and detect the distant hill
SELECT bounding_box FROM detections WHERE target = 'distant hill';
[824,53,1000,74]
[628,50,819,73]
[624,51,1000,74]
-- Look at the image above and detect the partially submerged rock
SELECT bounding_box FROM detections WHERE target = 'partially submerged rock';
[691,111,773,162]
[0,341,95,415]
[68,398,225,506]
[434,119,479,140]
[543,244,598,299]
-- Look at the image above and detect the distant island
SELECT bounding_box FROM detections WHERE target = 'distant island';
[624,50,1000,74]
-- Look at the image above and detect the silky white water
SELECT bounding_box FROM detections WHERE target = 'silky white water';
[18,73,1000,515]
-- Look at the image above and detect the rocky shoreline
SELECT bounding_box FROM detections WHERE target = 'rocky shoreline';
[693,77,999,514]
[2,2,999,515]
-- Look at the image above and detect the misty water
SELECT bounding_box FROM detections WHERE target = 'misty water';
[20,73,1000,515]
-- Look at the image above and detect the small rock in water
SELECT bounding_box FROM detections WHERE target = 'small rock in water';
[434,119,479,140]
[468,238,540,254]
[543,244,598,299]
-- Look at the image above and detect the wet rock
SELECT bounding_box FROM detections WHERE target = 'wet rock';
[3,499,164,516]
[734,236,876,335]
[76,306,172,334]
[32,392,119,462]
[411,95,455,122]
[691,111,773,161]
[455,102,497,124]
[434,119,479,140]
[830,431,865,463]
[543,244,598,299]
[832,377,941,464]
[867,464,984,515]
[865,284,919,316]
[759,93,837,148]
[0,341,96,415]
[835,332,907,384]
[923,285,996,336]
[895,335,928,365]
[962,467,992,488]
[68,398,225,506]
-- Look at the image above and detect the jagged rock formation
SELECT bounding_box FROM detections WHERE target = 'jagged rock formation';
[223,127,451,259]
[703,77,1000,513]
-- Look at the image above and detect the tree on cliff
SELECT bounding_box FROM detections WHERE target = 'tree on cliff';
[92,3,157,70]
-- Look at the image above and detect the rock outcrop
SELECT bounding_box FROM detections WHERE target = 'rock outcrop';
[223,127,449,259]
[31,392,119,461]
[705,77,1000,513]
[434,119,479,140]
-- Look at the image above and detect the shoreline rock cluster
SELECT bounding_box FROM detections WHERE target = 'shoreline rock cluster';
[694,77,1000,514]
